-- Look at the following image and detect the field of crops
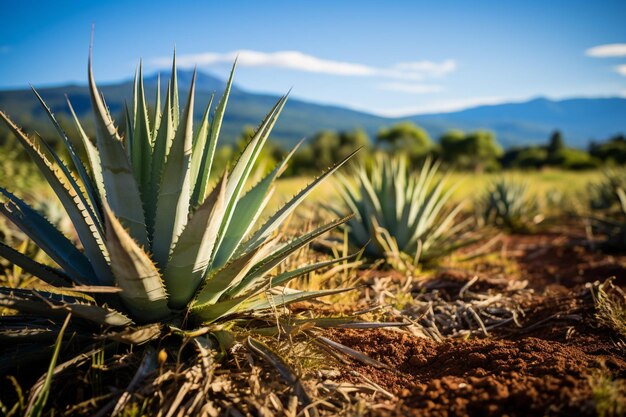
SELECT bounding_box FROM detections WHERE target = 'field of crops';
[0,55,624,417]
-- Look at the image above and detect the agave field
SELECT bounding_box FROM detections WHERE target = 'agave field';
[0,49,625,417]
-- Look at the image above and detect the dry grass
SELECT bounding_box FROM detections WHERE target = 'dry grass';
[0,168,622,417]
[588,279,626,340]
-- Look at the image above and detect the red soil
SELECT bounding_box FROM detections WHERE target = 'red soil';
[330,228,626,416]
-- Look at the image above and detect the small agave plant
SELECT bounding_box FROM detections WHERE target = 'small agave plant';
[588,168,626,211]
[480,177,541,232]
[0,49,357,349]
[591,187,626,251]
[331,156,470,269]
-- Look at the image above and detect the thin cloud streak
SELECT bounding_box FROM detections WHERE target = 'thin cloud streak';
[360,96,526,117]
[586,43,626,57]
[615,64,626,76]
[151,50,456,81]
[379,82,443,94]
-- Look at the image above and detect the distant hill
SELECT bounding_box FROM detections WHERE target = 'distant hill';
[410,97,626,148]
[0,70,624,149]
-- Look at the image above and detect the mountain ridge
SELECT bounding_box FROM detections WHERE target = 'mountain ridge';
[0,69,624,149]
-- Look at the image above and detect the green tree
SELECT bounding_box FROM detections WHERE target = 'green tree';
[547,130,565,157]
[377,122,432,161]
[290,128,370,175]
[338,128,369,161]
[551,148,599,170]
[439,129,502,172]
[546,130,565,165]
[440,129,467,163]
[465,130,502,171]
[504,147,548,169]
[311,130,341,169]
[590,134,626,165]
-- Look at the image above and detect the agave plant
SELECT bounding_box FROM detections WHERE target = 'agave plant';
[588,168,626,211]
[479,177,541,232]
[591,187,626,251]
[332,156,470,268]
[0,49,358,353]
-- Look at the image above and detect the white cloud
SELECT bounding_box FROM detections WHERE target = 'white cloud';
[391,60,457,78]
[379,82,443,94]
[361,96,524,117]
[615,64,626,76]
[152,50,456,81]
[586,43,626,57]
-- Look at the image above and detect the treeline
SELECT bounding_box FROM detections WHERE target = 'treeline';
[1,120,625,177]
[231,121,626,175]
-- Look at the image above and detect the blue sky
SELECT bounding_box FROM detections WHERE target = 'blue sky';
[1,0,625,115]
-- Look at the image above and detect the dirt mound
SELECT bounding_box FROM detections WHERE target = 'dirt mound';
[331,328,625,417]
[504,232,626,289]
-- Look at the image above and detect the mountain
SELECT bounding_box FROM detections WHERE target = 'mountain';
[0,70,388,147]
[0,70,624,149]
[410,97,626,148]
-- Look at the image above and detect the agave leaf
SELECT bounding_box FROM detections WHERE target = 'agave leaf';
[189,290,246,322]
[0,293,68,319]
[0,287,92,305]
[237,288,351,312]
[191,61,236,206]
[35,133,104,236]
[152,73,161,138]
[152,70,196,267]
[238,149,360,256]
[0,288,129,327]
[88,52,148,247]
[225,216,352,298]
[189,93,214,187]
[213,140,302,267]
[0,112,112,284]
[66,303,132,327]
[132,66,138,129]
[101,323,162,345]
[0,188,95,283]
[194,238,277,306]
[334,174,370,244]
[103,204,170,322]
[0,321,62,343]
[415,175,450,232]
[124,102,134,165]
[0,242,73,287]
[132,62,153,198]
[211,95,288,262]
[31,87,102,225]
[147,80,175,237]
[171,50,180,128]
[66,97,106,202]
[163,174,228,309]
[191,287,347,323]
[251,252,358,293]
